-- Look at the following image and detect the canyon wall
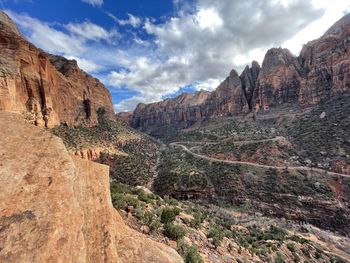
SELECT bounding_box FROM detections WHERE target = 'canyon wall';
[0,11,115,128]
[130,14,350,130]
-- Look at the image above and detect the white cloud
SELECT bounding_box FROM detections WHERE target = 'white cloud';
[81,0,103,7]
[65,21,119,42]
[6,10,85,55]
[5,0,350,113]
[282,0,350,53]
[107,12,142,28]
[112,0,329,112]
[5,10,120,75]
[196,8,223,30]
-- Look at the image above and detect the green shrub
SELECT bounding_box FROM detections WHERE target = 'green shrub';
[292,252,300,263]
[330,255,347,263]
[300,248,309,258]
[163,223,186,240]
[274,252,285,263]
[137,191,156,204]
[161,207,181,224]
[189,212,205,229]
[149,219,161,233]
[111,193,139,210]
[287,243,296,252]
[177,239,203,263]
[314,251,322,259]
[207,225,225,248]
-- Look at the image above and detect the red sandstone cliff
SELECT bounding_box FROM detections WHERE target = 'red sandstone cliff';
[130,14,350,130]
[0,11,114,128]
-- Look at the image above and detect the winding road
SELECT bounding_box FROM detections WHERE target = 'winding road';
[169,139,350,178]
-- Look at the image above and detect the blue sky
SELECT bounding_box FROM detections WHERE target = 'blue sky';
[1,0,349,112]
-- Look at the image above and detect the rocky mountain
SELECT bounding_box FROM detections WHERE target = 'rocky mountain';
[0,11,115,128]
[129,14,350,131]
[131,89,210,130]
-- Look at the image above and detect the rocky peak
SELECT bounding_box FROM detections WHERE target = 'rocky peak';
[260,48,296,74]
[205,69,249,115]
[240,61,261,110]
[0,11,21,36]
[324,14,350,36]
[48,54,80,77]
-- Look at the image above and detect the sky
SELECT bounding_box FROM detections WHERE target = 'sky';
[1,0,349,112]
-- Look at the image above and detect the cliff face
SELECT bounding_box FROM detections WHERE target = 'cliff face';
[240,61,260,110]
[130,14,350,130]
[0,112,182,263]
[298,15,350,104]
[202,69,249,117]
[253,48,302,110]
[0,11,114,127]
[131,90,210,129]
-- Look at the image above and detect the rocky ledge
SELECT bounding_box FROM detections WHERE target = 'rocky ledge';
[0,112,182,263]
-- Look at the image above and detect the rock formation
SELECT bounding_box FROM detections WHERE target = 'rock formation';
[298,14,350,104]
[0,111,182,263]
[130,14,350,131]
[252,48,302,110]
[202,69,249,117]
[131,89,210,129]
[0,11,114,128]
[240,61,260,110]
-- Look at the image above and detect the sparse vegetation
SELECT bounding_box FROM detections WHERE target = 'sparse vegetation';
[163,223,186,240]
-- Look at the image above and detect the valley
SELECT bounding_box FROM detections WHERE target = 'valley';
[1,6,350,263]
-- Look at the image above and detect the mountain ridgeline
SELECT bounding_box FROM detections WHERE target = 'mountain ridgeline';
[129,14,350,132]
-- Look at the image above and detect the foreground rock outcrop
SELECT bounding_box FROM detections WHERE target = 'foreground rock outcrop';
[0,112,182,263]
[0,11,114,127]
[130,14,350,131]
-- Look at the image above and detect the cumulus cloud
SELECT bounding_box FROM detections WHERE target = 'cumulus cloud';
[111,0,327,111]
[81,0,103,7]
[5,0,349,113]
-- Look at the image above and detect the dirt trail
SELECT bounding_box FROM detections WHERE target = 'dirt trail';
[174,136,285,146]
[170,142,350,178]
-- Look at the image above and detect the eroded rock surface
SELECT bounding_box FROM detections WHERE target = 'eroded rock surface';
[0,11,114,127]
[0,112,182,263]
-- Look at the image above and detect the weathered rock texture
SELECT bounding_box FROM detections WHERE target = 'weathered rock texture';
[131,90,210,129]
[253,48,302,110]
[0,11,114,127]
[202,69,249,117]
[131,14,350,130]
[0,112,182,263]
